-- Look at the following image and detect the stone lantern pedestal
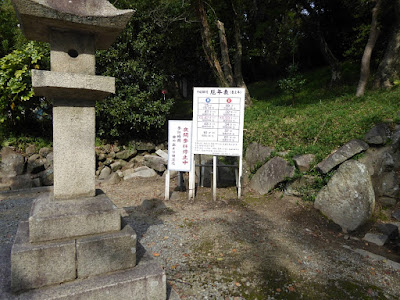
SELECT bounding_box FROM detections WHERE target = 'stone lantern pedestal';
[8,1,168,298]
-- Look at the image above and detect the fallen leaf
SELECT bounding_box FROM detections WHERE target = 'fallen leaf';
[288,286,296,292]
[232,249,237,253]
[217,258,223,261]
[235,282,241,287]
[163,236,169,240]
[276,288,282,292]
[153,252,160,257]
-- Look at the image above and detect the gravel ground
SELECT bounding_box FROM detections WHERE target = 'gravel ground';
[1,177,400,299]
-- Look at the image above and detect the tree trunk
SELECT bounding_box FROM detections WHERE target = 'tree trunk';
[232,10,252,106]
[216,20,235,86]
[374,0,400,88]
[196,0,228,87]
[300,0,341,86]
[317,27,342,86]
[356,0,382,97]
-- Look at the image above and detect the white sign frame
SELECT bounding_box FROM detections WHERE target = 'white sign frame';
[167,120,193,172]
[192,87,245,156]
[189,87,245,201]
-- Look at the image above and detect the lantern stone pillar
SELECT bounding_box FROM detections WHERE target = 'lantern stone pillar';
[7,1,168,298]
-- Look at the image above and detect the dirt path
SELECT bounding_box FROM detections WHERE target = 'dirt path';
[99,176,400,299]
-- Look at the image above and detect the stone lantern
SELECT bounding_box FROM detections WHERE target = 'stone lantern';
[8,1,167,298]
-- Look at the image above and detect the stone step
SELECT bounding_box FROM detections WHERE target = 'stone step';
[12,221,136,292]
[11,252,165,300]
[28,191,121,243]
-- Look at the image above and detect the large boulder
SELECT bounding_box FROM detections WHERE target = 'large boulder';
[115,149,137,160]
[316,139,369,174]
[245,142,274,170]
[110,160,127,172]
[124,166,157,180]
[44,152,53,169]
[7,174,33,190]
[0,147,25,176]
[27,154,46,174]
[293,154,315,172]
[38,147,51,158]
[98,166,111,180]
[358,146,400,200]
[249,157,295,195]
[314,160,375,232]
[135,141,156,152]
[143,155,166,172]
[39,168,54,186]
[364,123,391,145]
[155,149,168,161]
[375,171,400,199]
[25,144,36,156]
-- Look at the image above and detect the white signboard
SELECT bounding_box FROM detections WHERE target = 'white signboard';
[168,120,193,172]
[192,87,245,156]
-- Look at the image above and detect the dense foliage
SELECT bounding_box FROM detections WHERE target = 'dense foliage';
[96,0,205,141]
[0,0,399,143]
[0,41,50,139]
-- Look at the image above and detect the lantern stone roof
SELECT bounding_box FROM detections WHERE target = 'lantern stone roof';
[12,0,135,49]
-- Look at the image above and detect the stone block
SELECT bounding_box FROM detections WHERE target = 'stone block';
[77,225,137,279]
[0,147,25,176]
[52,98,96,199]
[15,254,167,300]
[245,142,274,170]
[50,30,95,75]
[316,139,369,174]
[32,70,115,101]
[12,0,135,50]
[11,221,76,292]
[144,155,167,172]
[363,232,388,246]
[124,166,157,180]
[29,192,121,243]
[250,157,295,195]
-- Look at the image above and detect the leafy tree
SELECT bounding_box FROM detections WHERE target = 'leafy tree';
[278,64,306,105]
[0,0,23,57]
[96,0,198,141]
[0,41,51,138]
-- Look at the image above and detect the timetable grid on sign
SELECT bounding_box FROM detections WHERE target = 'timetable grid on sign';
[196,97,241,144]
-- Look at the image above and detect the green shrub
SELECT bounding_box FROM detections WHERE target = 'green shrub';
[0,41,50,140]
[278,64,306,105]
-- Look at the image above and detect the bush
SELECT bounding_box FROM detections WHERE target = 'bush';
[95,1,178,142]
[278,64,306,105]
[0,41,51,140]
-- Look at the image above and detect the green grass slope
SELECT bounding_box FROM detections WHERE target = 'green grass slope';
[245,65,400,164]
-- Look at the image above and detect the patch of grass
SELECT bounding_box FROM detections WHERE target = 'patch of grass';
[245,64,400,164]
